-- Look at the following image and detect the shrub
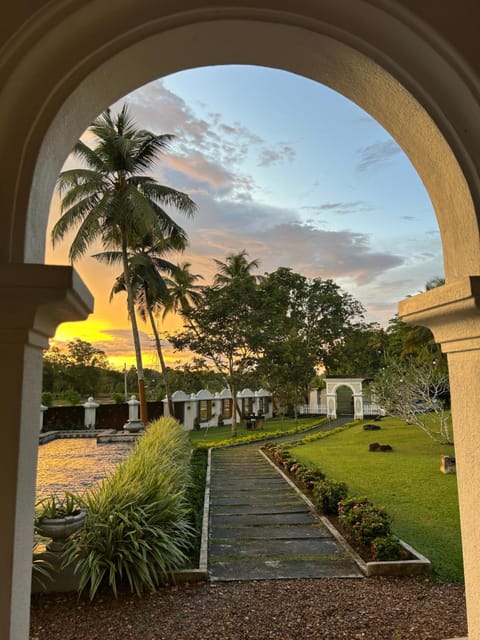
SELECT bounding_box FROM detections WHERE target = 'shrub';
[111,392,124,404]
[338,496,392,547]
[371,535,405,561]
[313,479,348,515]
[60,389,82,405]
[41,392,53,407]
[296,467,326,490]
[63,417,194,599]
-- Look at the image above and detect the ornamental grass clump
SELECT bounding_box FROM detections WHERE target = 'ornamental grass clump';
[63,417,194,599]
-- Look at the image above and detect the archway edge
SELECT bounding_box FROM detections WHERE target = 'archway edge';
[2,1,480,281]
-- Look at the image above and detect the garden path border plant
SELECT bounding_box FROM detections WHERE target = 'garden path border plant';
[259,448,431,577]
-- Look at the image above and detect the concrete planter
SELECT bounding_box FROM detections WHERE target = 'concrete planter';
[36,510,87,552]
[320,516,431,577]
[261,449,431,578]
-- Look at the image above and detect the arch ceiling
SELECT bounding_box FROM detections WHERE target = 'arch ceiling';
[2,2,479,285]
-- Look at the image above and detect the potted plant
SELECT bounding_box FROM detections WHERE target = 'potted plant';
[34,492,87,552]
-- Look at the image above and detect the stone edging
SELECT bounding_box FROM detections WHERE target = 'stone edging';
[259,448,431,578]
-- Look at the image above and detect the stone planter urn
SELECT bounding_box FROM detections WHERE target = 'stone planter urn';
[36,509,87,552]
[123,419,145,433]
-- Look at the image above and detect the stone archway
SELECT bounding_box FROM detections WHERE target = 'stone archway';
[325,378,364,420]
[3,3,480,639]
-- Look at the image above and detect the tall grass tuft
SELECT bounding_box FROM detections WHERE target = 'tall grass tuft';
[63,417,194,599]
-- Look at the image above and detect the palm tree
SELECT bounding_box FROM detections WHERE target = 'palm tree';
[213,250,259,287]
[95,233,185,417]
[52,104,197,423]
[163,262,204,319]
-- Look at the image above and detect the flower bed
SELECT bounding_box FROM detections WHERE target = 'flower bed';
[262,443,430,577]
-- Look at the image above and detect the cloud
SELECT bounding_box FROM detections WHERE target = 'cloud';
[301,201,373,216]
[401,215,416,221]
[258,144,296,166]
[172,191,404,287]
[356,140,402,172]
[165,153,234,189]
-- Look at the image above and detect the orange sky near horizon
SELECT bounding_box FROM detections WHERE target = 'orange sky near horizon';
[46,196,199,371]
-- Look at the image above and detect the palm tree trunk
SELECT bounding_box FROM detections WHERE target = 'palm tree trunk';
[147,306,175,417]
[122,244,148,424]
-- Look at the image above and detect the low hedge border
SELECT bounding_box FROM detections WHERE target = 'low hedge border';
[261,444,431,576]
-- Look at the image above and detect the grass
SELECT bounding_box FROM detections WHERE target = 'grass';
[187,416,324,449]
[288,416,463,583]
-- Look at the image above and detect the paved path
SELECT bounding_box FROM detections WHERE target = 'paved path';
[208,420,363,581]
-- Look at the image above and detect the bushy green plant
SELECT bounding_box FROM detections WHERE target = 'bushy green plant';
[111,392,124,404]
[35,492,81,522]
[60,389,81,405]
[32,543,54,588]
[41,391,53,407]
[63,417,194,599]
[338,496,392,547]
[313,479,348,515]
[371,535,405,561]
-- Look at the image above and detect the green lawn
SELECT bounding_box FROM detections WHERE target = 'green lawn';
[289,417,463,583]
[188,416,323,449]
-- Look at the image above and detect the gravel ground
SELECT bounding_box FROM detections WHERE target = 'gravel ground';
[30,577,467,640]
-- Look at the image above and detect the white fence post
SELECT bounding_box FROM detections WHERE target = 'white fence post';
[40,404,48,433]
[83,396,100,429]
[127,395,140,421]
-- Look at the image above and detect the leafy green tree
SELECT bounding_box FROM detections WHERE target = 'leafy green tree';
[170,265,261,437]
[42,339,118,397]
[386,277,446,364]
[259,333,316,419]
[256,268,365,401]
[51,104,196,422]
[322,323,386,377]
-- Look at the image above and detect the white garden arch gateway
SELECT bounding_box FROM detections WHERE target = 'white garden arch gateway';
[325,378,365,420]
[3,2,480,638]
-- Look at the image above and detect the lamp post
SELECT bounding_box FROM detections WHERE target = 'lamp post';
[123,363,127,402]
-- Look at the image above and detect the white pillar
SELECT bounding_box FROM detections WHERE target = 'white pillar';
[400,276,480,640]
[353,393,364,419]
[0,264,92,640]
[83,396,99,429]
[326,394,337,419]
[40,404,48,433]
[127,394,140,420]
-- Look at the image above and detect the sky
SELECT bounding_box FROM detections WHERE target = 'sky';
[45,64,443,371]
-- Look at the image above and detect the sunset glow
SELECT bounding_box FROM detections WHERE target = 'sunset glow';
[45,65,442,369]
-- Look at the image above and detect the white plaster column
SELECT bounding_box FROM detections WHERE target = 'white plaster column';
[399,276,480,640]
[40,404,48,432]
[353,394,364,419]
[127,395,140,420]
[83,396,99,429]
[0,264,92,640]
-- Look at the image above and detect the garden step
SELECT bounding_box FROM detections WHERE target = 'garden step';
[213,497,302,507]
[209,558,363,581]
[210,537,342,557]
[210,524,332,539]
[210,503,308,515]
[212,512,319,527]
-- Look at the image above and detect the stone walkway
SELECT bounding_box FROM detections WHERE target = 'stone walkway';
[208,433,363,581]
